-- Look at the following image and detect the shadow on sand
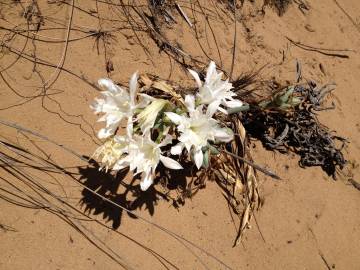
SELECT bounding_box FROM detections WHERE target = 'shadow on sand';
[78,158,199,229]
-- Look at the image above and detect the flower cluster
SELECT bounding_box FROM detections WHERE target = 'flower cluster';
[91,62,244,191]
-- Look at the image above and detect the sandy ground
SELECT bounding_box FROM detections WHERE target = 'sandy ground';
[1,0,360,269]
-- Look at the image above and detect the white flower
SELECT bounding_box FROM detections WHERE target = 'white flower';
[90,73,152,139]
[165,95,233,169]
[188,61,243,115]
[124,134,183,191]
[92,136,129,172]
[93,130,183,191]
[137,98,168,134]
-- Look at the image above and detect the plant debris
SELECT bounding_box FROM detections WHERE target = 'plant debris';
[242,81,347,177]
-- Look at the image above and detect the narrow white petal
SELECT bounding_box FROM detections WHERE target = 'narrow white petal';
[158,134,173,148]
[90,98,104,113]
[114,135,127,144]
[140,171,153,191]
[113,160,129,171]
[183,140,193,153]
[99,101,117,113]
[138,93,155,101]
[126,118,134,138]
[171,143,184,155]
[129,72,138,105]
[165,112,182,125]
[160,155,183,169]
[213,127,234,142]
[223,99,243,108]
[206,100,221,117]
[194,149,203,169]
[105,113,121,127]
[98,78,120,93]
[188,69,202,88]
[184,95,195,112]
[98,127,116,139]
[218,106,228,114]
[178,132,194,147]
[138,93,155,108]
[205,61,216,84]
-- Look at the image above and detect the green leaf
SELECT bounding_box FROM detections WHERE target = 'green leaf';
[201,145,209,152]
[275,87,294,106]
[208,144,220,155]
[203,150,209,169]
[227,104,250,114]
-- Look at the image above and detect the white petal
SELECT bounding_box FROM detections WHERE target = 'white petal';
[178,132,195,149]
[197,86,214,105]
[129,72,138,105]
[158,134,173,148]
[98,78,120,93]
[165,112,182,125]
[206,100,221,117]
[90,98,104,113]
[97,129,109,139]
[140,171,153,191]
[126,118,134,138]
[194,149,203,169]
[188,69,202,88]
[138,93,155,101]
[114,135,127,144]
[105,113,121,127]
[183,140,193,153]
[171,143,184,155]
[185,95,195,112]
[98,126,116,139]
[213,127,234,142]
[218,106,228,114]
[160,155,183,169]
[113,159,129,171]
[223,99,243,108]
[205,61,216,84]
[99,100,117,114]
[138,93,155,108]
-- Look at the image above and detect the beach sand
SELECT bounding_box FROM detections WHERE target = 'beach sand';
[1,1,359,269]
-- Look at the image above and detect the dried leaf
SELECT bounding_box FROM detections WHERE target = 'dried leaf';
[139,74,153,89]
[234,178,244,195]
[234,204,250,246]
[152,81,182,99]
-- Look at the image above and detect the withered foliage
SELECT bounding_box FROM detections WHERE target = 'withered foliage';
[241,81,347,177]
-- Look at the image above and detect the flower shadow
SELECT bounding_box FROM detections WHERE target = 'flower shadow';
[78,160,130,229]
[78,158,183,229]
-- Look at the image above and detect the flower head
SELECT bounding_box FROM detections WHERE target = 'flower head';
[165,95,233,169]
[90,73,152,139]
[94,119,183,191]
[119,134,183,191]
[92,136,130,172]
[188,61,243,114]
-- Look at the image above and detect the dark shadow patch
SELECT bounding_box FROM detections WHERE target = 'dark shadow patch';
[78,159,196,229]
